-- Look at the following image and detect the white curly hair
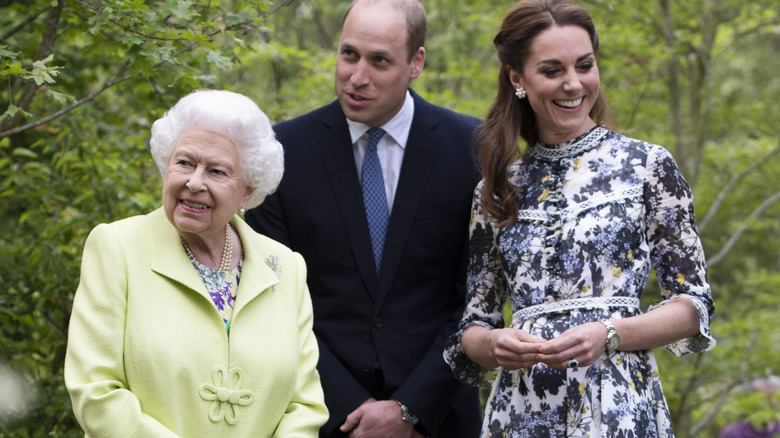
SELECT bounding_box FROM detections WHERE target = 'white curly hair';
[149,89,283,209]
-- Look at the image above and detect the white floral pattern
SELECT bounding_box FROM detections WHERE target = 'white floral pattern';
[444,127,716,437]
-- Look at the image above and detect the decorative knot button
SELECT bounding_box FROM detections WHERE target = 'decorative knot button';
[199,366,255,425]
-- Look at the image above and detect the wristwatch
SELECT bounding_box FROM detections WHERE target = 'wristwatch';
[600,319,620,353]
[394,399,419,425]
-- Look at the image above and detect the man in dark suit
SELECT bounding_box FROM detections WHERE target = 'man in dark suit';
[246,0,482,436]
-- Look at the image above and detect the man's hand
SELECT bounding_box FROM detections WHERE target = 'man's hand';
[340,398,418,438]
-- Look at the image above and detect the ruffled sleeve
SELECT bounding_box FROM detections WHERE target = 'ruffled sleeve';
[443,183,507,387]
[643,145,716,355]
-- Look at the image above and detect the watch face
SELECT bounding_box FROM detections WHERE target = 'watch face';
[607,334,620,350]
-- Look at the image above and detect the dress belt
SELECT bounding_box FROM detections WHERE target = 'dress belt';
[511,296,640,327]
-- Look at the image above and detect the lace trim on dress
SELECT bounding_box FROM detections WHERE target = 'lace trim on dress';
[532,126,609,159]
[510,296,640,326]
[517,185,643,222]
[562,186,643,219]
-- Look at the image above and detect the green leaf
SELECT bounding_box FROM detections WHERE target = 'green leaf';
[0,45,20,59]
[29,54,60,85]
[0,104,34,123]
[0,62,26,76]
[181,30,209,45]
[45,90,75,105]
[166,0,199,21]
[12,148,38,159]
[206,50,233,70]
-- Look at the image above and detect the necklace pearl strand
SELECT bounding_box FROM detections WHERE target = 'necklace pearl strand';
[181,223,234,271]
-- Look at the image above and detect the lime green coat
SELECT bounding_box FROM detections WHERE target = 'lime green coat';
[65,208,328,437]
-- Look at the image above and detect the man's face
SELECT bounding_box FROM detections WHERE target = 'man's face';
[334,2,424,127]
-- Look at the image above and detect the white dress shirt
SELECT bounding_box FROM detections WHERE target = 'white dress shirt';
[347,91,414,212]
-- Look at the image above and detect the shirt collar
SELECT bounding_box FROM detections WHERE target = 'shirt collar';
[346,90,414,149]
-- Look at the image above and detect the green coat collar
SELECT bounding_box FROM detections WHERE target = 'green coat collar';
[146,207,280,314]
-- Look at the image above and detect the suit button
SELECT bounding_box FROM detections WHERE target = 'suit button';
[373,318,383,329]
[360,369,371,378]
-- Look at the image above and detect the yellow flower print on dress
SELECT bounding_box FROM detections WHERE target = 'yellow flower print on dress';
[199,366,255,425]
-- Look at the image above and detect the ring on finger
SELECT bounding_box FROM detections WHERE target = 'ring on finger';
[568,358,579,369]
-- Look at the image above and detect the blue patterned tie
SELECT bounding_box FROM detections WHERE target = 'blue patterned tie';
[361,128,389,273]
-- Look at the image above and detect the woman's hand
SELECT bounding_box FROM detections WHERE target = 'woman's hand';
[462,325,546,370]
[536,322,607,369]
[492,328,548,370]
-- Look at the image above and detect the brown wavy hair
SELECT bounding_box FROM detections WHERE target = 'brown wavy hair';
[478,0,617,227]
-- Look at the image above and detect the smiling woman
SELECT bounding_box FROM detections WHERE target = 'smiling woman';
[64,90,328,437]
[443,1,715,437]
[162,128,251,269]
[507,25,600,144]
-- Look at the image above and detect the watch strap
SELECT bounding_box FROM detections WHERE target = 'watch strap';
[600,319,619,352]
[394,399,419,425]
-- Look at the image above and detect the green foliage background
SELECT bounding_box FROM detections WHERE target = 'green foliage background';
[1,0,778,436]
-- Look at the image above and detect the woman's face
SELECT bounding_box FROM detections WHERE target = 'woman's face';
[162,129,253,240]
[509,25,599,144]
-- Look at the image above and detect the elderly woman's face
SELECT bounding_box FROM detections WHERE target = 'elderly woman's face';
[162,129,253,240]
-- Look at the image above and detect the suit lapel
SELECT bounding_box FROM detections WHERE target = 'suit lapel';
[321,102,380,295]
[374,93,439,307]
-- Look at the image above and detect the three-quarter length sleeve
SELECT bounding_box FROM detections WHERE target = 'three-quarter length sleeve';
[643,145,716,355]
[64,224,180,437]
[444,184,508,387]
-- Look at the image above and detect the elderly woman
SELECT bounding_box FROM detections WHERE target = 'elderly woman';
[65,89,328,437]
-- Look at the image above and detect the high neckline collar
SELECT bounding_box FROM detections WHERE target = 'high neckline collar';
[533,126,609,159]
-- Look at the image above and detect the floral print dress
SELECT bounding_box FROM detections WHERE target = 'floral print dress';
[183,245,242,334]
[443,127,716,438]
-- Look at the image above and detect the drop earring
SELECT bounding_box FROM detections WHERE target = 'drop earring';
[515,87,527,99]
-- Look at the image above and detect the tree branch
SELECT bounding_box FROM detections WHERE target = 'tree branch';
[708,189,780,266]
[0,61,132,138]
[0,0,64,133]
[658,0,685,169]
[0,9,45,43]
[259,0,298,20]
[689,329,759,436]
[0,0,298,139]
[699,139,780,231]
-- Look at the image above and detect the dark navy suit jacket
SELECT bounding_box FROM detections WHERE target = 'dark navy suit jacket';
[246,89,482,437]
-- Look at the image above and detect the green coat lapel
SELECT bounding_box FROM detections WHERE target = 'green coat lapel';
[147,208,207,299]
[231,218,280,318]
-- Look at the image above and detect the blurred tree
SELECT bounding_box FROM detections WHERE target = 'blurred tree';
[0,0,291,435]
[587,0,780,435]
[1,0,778,436]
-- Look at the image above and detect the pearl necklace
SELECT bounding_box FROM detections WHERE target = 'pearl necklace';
[181,224,234,271]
